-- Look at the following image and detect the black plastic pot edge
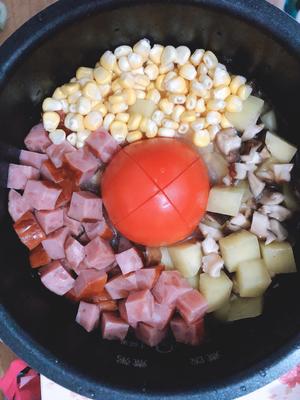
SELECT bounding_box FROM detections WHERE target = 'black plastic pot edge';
[0,0,300,399]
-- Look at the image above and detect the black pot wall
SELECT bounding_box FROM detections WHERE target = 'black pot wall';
[0,1,300,399]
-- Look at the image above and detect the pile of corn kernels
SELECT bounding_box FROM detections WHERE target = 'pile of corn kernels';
[42,38,253,149]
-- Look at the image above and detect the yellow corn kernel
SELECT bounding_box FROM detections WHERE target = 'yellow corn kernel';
[158,127,176,137]
[185,94,197,110]
[103,113,115,130]
[139,117,150,133]
[145,120,158,138]
[237,84,252,101]
[118,72,135,89]
[43,111,60,132]
[92,102,107,116]
[82,82,102,101]
[134,74,150,89]
[76,67,94,80]
[191,118,206,132]
[159,98,174,115]
[171,105,185,122]
[116,112,130,123]
[179,63,197,81]
[61,82,80,96]
[168,94,186,105]
[178,122,189,135]
[180,111,197,123]
[164,76,187,94]
[42,97,62,112]
[100,50,116,71]
[108,102,128,114]
[122,88,136,106]
[94,66,112,84]
[162,119,179,130]
[145,64,159,81]
[207,124,221,140]
[76,96,92,115]
[83,111,102,131]
[155,74,166,91]
[109,93,125,104]
[110,120,128,142]
[98,84,111,97]
[146,89,161,104]
[226,95,243,113]
[68,90,82,104]
[206,99,226,111]
[111,79,122,92]
[203,51,218,69]
[65,113,84,132]
[193,129,211,147]
[213,85,231,100]
[127,130,143,143]
[220,115,233,129]
[135,90,146,99]
[128,113,143,131]
[52,87,66,100]
[230,75,247,94]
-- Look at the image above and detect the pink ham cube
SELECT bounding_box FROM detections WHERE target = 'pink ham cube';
[73,269,107,298]
[118,300,128,323]
[84,236,115,270]
[105,273,137,300]
[64,236,85,270]
[35,208,64,235]
[40,260,75,295]
[85,128,120,163]
[115,248,143,275]
[20,150,48,169]
[42,226,69,259]
[46,141,76,168]
[135,323,168,347]
[135,266,164,290]
[8,189,32,221]
[23,180,62,210]
[7,164,39,190]
[125,289,154,328]
[152,271,192,307]
[68,191,102,222]
[83,220,113,241]
[24,123,51,153]
[101,312,129,340]
[63,208,83,237]
[176,289,208,324]
[76,301,100,332]
[144,302,174,330]
[170,315,205,346]
[65,147,99,184]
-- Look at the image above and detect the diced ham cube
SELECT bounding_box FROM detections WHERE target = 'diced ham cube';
[74,269,107,300]
[64,147,99,184]
[46,141,76,168]
[29,244,51,268]
[83,220,113,241]
[7,164,39,190]
[80,170,102,194]
[68,191,102,222]
[101,312,129,340]
[63,208,83,236]
[20,150,48,169]
[23,180,62,210]
[40,260,75,295]
[13,211,46,250]
[135,323,167,347]
[35,208,64,235]
[105,273,138,300]
[170,315,205,346]
[135,265,164,290]
[42,226,69,259]
[89,288,112,303]
[176,289,208,324]
[152,271,192,307]
[115,248,143,275]
[144,302,174,330]
[118,299,128,322]
[65,288,80,303]
[98,300,118,312]
[78,232,90,245]
[8,189,32,221]
[125,289,154,328]
[56,177,79,208]
[76,301,100,332]
[24,123,51,153]
[40,159,65,183]
[85,128,120,163]
[65,237,85,270]
[117,236,132,253]
[84,236,115,270]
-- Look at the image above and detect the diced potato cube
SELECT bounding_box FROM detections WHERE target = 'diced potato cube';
[283,183,300,212]
[265,131,297,163]
[260,241,296,275]
[225,95,264,131]
[160,247,174,270]
[219,230,260,272]
[261,110,277,132]
[168,241,202,278]
[129,99,156,118]
[207,186,244,217]
[219,296,263,322]
[199,271,233,312]
[235,180,252,202]
[213,301,231,321]
[186,273,200,289]
[236,258,271,297]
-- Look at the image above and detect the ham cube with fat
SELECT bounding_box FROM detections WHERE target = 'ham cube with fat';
[64,147,99,184]
[101,312,129,340]
[7,164,39,190]
[86,128,120,163]
[40,260,75,295]
[135,265,164,290]
[63,208,83,237]
[125,289,154,328]
[40,159,65,183]
[83,220,113,241]
[65,237,85,270]
[68,191,102,222]
[13,211,46,250]
[46,141,76,168]
[152,271,192,307]
[105,273,137,300]
[23,180,62,210]
[74,269,107,300]
[135,322,168,347]
[8,189,32,221]
[42,226,69,259]
[20,150,48,169]
[29,244,51,268]
[98,300,118,313]
[35,208,64,235]
[115,248,143,275]
[176,289,208,324]
[84,236,115,270]
[24,123,51,153]
[170,315,205,346]
[76,301,100,332]
[144,301,174,330]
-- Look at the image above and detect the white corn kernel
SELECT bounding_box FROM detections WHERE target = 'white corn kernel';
[146,82,155,91]
[134,74,150,88]
[78,78,92,87]
[111,79,123,92]
[108,102,128,113]
[114,45,132,58]
[92,102,107,116]
[213,66,231,87]
[179,63,197,81]
[149,44,164,64]
[175,46,191,65]
[164,71,177,84]
[199,74,213,90]
[103,113,115,130]
[118,72,135,88]
[191,81,208,97]
[203,51,218,69]
[116,112,130,123]
[206,111,222,125]
[110,120,128,142]
[42,98,62,112]
[100,50,116,71]
[165,76,187,94]
[185,94,197,110]
[191,118,206,132]
[206,99,226,111]
[109,92,125,104]
[155,74,166,91]
[112,62,122,76]
[133,38,151,60]
[161,46,177,65]
[152,110,165,126]
[76,96,92,115]
[195,98,206,113]
[230,75,247,94]
[181,111,197,123]
[65,113,84,132]
[220,115,233,129]
[83,111,102,131]
[43,111,60,132]
[145,120,158,138]
[169,94,186,105]
[145,64,159,81]
[67,132,77,146]
[162,119,179,130]
[146,88,161,104]
[159,99,174,115]
[139,117,149,133]
[213,85,231,100]
[171,105,185,122]
[76,67,94,80]
[69,104,77,113]
[226,95,243,112]
[94,67,112,84]
[82,82,102,101]
[193,129,211,147]
[178,123,189,135]
[128,52,144,69]
[98,84,111,97]
[131,67,145,75]
[49,129,66,145]
[197,63,208,76]
[158,127,176,137]
[122,88,136,105]
[77,129,91,142]
[61,82,80,96]
[127,130,143,142]
[135,90,146,99]
[68,90,82,104]
[52,87,66,100]
[237,84,252,101]
[207,124,220,140]
[61,99,69,113]
[128,113,143,131]
[118,56,131,72]
[190,49,204,66]
[159,62,174,74]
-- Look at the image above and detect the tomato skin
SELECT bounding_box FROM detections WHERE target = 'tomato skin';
[102,138,209,246]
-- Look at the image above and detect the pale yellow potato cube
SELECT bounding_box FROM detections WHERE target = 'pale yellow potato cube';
[235,180,252,202]
[199,271,233,312]
[160,247,174,270]
[283,183,300,212]
[265,131,297,163]
[168,241,202,278]
[236,258,271,297]
[225,95,264,131]
[260,241,296,275]
[227,296,263,321]
[207,186,244,217]
[219,230,261,272]
[186,273,200,289]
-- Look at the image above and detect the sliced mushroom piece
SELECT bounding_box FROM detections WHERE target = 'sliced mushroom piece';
[222,174,232,186]
[250,211,270,239]
[199,222,223,241]
[269,218,288,242]
[272,164,293,183]
[216,128,241,156]
[259,204,292,221]
[259,191,284,205]
[265,231,277,245]
[228,213,250,232]
[241,124,264,142]
[248,171,265,198]
[259,146,271,161]
[255,169,275,182]
[202,253,224,278]
[234,163,257,180]
[202,236,219,255]
[241,148,262,164]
